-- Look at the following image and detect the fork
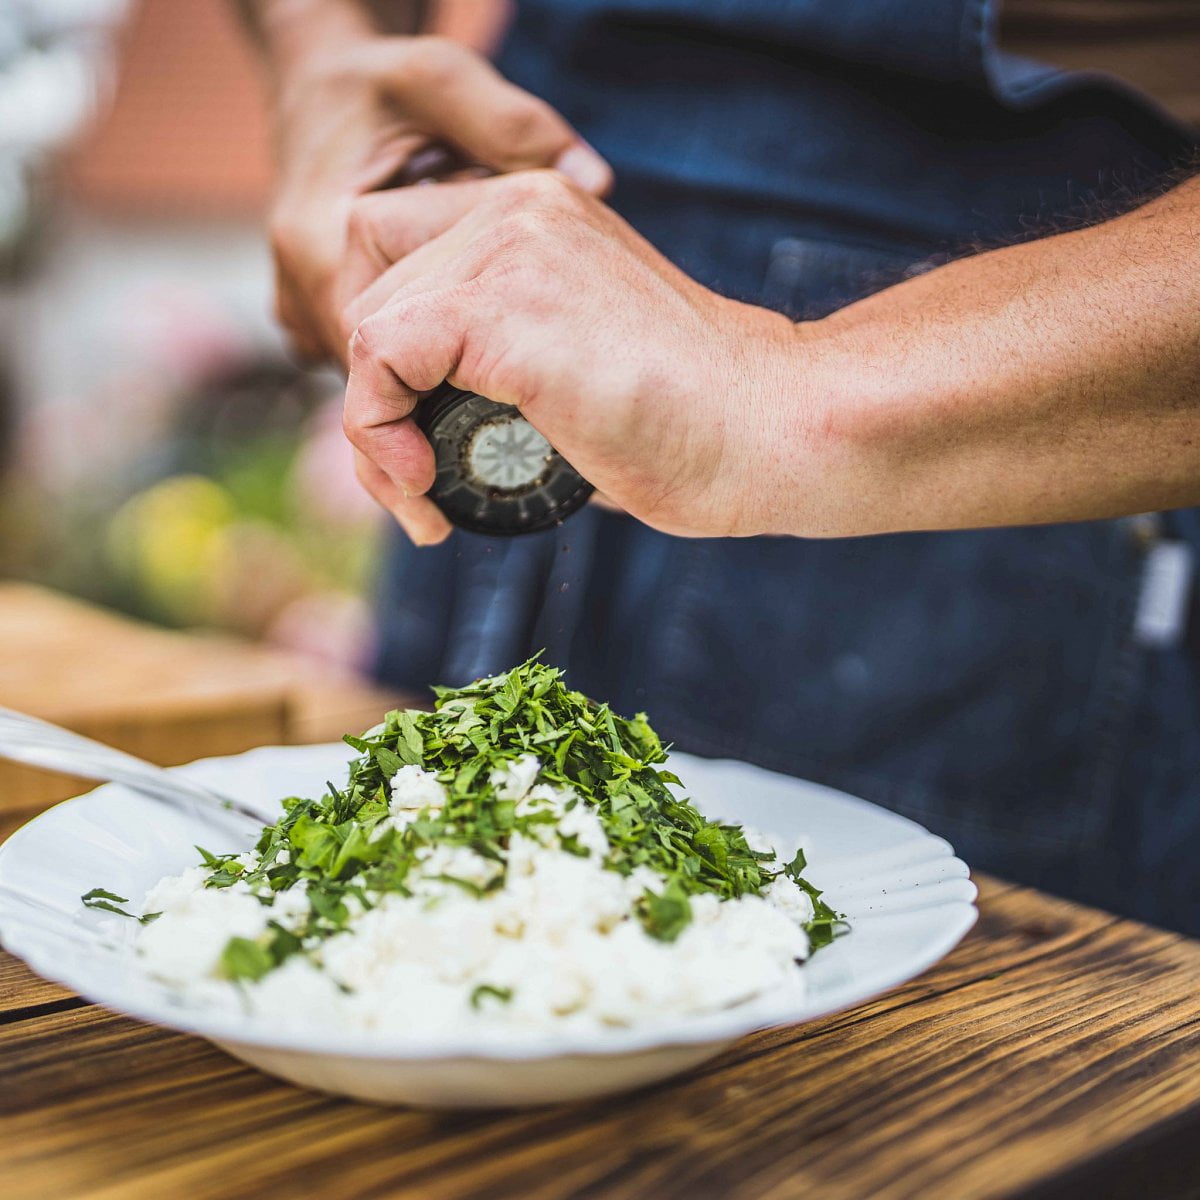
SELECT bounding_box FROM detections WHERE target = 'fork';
[0,706,265,826]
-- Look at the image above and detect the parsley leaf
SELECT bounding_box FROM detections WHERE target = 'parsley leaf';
[781,849,849,950]
[637,881,693,942]
[220,936,274,982]
[80,888,160,924]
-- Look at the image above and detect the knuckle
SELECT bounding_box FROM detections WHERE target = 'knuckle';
[345,424,375,461]
[295,45,363,90]
[502,207,549,241]
[343,398,383,450]
[343,408,367,445]
[531,167,576,201]
[489,170,567,219]
[299,39,412,93]
[278,57,339,106]
[489,195,579,263]
[347,316,384,368]
[484,209,548,262]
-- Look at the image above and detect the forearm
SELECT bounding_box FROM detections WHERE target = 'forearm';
[233,0,427,78]
[795,176,1200,536]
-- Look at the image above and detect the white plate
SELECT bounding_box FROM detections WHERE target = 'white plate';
[0,745,976,1108]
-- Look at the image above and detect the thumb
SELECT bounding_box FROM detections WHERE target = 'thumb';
[373,37,612,193]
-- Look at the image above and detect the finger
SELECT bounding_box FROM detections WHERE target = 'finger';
[368,37,611,190]
[339,223,484,348]
[337,179,494,324]
[339,172,548,344]
[344,288,469,492]
[353,451,452,546]
[343,352,433,496]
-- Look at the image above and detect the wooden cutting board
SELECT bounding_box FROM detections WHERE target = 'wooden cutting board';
[0,583,412,812]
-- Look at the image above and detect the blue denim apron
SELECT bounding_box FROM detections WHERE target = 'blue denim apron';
[375,0,1200,931]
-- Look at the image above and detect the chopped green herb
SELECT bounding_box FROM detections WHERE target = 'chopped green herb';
[637,880,693,943]
[470,983,514,1010]
[781,849,849,950]
[80,888,160,924]
[97,658,844,982]
[220,936,275,982]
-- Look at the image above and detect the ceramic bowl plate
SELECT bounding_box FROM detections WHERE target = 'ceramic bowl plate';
[0,745,976,1108]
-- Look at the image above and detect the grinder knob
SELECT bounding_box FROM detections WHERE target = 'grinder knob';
[415,383,594,536]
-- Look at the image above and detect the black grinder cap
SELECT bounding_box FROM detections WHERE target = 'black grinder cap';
[415,382,595,537]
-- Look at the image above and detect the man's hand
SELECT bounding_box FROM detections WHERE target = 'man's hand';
[338,171,811,545]
[262,32,611,359]
[339,168,1200,547]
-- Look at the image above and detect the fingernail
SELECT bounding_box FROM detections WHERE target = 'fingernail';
[554,143,612,194]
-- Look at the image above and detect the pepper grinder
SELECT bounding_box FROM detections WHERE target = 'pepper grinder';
[415,382,594,536]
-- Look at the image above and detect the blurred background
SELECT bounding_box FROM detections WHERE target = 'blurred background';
[0,0,502,679]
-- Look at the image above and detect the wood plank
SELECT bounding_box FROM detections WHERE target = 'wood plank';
[0,951,77,1016]
[0,881,1196,1200]
[0,582,418,811]
[0,806,37,844]
[285,676,425,746]
[0,585,290,811]
[1018,1102,1200,1200]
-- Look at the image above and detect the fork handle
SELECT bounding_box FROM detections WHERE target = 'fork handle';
[0,706,264,824]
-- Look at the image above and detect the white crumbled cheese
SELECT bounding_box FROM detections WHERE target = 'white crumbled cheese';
[765,875,816,927]
[134,780,816,1035]
[491,754,541,801]
[138,868,272,987]
[389,764,448,813]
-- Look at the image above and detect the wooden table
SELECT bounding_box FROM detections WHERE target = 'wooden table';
[4,841,1200,1198]
[1,595,1199,1199]
[0,583,412,809]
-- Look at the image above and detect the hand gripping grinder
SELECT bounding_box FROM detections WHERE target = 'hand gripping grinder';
[380,145,595,536]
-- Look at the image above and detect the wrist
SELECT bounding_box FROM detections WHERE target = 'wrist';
[743,307,906,539]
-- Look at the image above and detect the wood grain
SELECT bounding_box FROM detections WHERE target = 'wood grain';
[0,585,289,810]
[2,877,1198,1200]
[0,950,77,1016]
[0,584,418,811]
